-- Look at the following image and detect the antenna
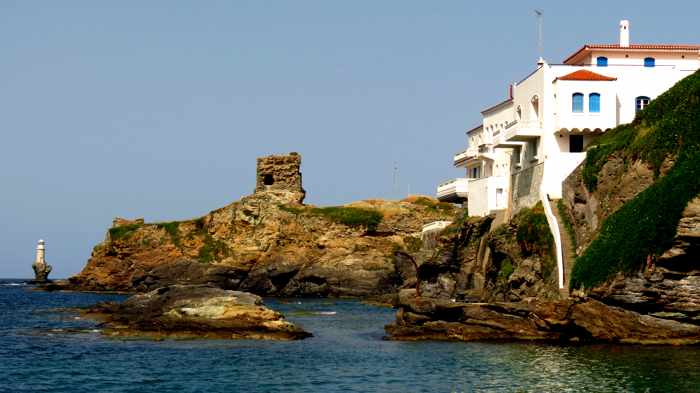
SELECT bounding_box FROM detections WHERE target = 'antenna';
[534,9,543,60]
[392,161,398,198]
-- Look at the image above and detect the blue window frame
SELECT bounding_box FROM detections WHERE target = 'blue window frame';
[644,57,655,67]
[572,93,584,113]
[589,93,601,113]
[596,56,608,67]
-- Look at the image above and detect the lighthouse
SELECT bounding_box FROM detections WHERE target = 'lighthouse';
[31,239,52,283]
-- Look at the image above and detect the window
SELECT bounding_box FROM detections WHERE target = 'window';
[516,106,522,120]
[263,174,274,185]
[570,135,584,152]
[596,56,608,67]
[530,95,540,120]
[572,93,584,113]
[644,57,656,67]
[528,139,539,161]
[470,167,480,179]
[589,93,601,113]
[636,96,650,113]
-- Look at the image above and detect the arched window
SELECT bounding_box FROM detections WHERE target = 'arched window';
[596,56,608,67]
[589,93,601,113]
[530,95,540,120]
[636,96,650,113]
[644,57,656,67]
[572,93,584,113]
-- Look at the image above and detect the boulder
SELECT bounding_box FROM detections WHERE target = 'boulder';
[84,285,311,340]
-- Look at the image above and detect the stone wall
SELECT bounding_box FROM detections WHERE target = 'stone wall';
[255,152,305,204]
[510,162,544,214]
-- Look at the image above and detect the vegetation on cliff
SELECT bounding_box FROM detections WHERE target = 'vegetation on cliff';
[280,205,383,233]
[572,70,700,289]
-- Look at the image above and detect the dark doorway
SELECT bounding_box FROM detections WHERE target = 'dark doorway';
[569,135,584,153]
[263,174,274,185]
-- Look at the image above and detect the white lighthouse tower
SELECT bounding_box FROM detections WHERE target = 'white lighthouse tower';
[31,239,52,283]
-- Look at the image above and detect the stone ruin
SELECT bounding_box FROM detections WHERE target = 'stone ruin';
[254,152,306,204]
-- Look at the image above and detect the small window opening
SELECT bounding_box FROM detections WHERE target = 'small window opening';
[635,96,650,113]
[263,174,274,185]
[644,57,655,67]
[570,135,584,153]
[596,57,608,67]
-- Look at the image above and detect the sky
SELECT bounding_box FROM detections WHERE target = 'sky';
[1,0,698,278]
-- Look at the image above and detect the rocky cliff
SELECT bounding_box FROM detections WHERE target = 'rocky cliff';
[67,154,458,298]
[387,70,700,344]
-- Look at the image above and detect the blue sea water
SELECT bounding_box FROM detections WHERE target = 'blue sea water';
[1,279,699,393]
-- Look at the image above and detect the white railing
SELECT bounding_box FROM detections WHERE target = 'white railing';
[540,192,565,290]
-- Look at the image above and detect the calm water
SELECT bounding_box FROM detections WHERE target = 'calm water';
[1,279,699,392]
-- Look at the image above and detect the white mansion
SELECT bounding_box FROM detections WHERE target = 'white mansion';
[435,20,699,289]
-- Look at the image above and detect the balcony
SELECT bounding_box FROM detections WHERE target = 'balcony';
[436,178,469,203]
[453,144,495,167]
[504,120,542,142]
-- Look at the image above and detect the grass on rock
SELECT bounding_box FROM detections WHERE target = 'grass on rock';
[571,70,700,289]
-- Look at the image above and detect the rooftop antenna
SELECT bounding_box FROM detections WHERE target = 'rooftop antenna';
[534,9,544,63]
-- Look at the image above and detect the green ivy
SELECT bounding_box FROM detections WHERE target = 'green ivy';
[571,70,700,289]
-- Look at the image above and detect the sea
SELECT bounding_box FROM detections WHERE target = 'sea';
[1,279,699,393]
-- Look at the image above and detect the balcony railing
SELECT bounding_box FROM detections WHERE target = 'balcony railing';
[504,120,542,142]
[436,178,469,203]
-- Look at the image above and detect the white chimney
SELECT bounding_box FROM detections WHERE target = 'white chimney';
[619,20,630,47]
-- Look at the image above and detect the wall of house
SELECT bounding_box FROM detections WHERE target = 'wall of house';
[552,78,618,133]
[482,102,514,143]
[467,176,509,217]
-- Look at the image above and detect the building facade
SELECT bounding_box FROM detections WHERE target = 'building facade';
[439,20,699,216]
[435,20,699,289]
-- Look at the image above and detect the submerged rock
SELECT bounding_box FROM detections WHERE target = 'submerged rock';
[84,285,311,340]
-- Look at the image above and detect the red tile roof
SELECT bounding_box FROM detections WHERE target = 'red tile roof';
[564,44,700,64]
[556,69,617,81]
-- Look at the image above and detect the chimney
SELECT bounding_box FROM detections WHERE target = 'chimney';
[619,20,630,47]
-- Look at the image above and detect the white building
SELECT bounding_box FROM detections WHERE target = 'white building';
[436,20,699,289]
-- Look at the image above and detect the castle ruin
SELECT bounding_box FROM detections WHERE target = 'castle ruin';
[255,152,306,204]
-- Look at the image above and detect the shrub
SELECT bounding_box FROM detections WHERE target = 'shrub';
[108,223,142,241]
[312,206,383,233]
[571,70,700,289]
[514,203,553,257]
[198,234,230,264]
[155,222,180,246]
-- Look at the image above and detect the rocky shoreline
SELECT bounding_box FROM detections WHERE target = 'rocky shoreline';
[385,289,700,345]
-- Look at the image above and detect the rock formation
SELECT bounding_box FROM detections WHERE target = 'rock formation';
[386,289,700,345]
[65,153,458,298]
[83,285,311,340]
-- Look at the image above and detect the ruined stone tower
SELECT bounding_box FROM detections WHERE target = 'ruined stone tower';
[255,152,305,204]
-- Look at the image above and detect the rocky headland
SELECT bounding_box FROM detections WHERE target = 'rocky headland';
[65,153,456,300]
[83,284,311,340]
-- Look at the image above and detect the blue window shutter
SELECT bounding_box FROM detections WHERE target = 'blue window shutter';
[644,57,655,67]
[596,57,608,67]
[589,93,600,113]
[572,93,584,113]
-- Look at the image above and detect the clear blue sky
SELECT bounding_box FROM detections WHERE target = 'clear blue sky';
[1,1,697,278]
